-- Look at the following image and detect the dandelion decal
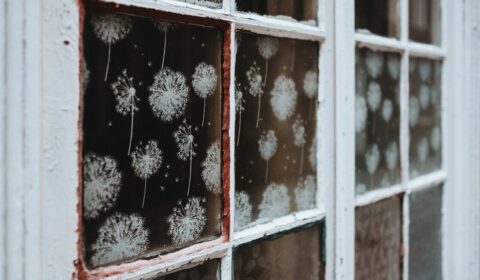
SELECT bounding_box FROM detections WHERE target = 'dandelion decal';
[258,183,290,220]
[235,191,253,231]
[382,99,393,123]
[409,96,420,127]
[246,62,264,127]
[152,20,174,69]
[355,95,368,133]
[90,213,149,267]
[201,141,221,194]
[83,153,122,220]
[131,140,163,208]
[256,36,280,85]
[292,116,307,175]
[148,67,189,122]
[91,13,132,81]
[417,137,430,163]
[111,69,139,155]
[367,81,382,112]
[419,84,431,110]
[385,142,399,171]
[270,75,298,121]
[309,135,317,171]
[167,197,207,244]
[365,144,380,187]
[173,119,197,196]
[294,175,316,211]
[192,62,218,126]
[419,60,432,82]
[430,126,441,152]
[387,55,400,80]
[235,84,246,146]
[258,130,278,183]
[365,50,384,79]
[303,70,318,119]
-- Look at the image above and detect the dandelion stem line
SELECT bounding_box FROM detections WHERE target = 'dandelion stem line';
[187,152,193,196]
[104,44,112,82]
[128,100,134,155]
[256,94,261,128]
[142,179,147,209]
[162,31,167,69]
[202,98,206,127]
[300,144,304,175]
[265,160,269,183]
[263,60,268,86]
[236,110,242,147]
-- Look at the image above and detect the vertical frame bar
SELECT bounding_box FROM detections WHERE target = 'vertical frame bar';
[0,0,5,277]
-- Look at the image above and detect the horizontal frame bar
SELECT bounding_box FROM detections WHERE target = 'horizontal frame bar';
[408,41,446,59]
[355,33,405,52]
[355,184,404,207]
[406,170,447,193]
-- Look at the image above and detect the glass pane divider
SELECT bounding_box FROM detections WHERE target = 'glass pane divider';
[408,42,446,59]
[406,170,446,193]
[354,184,404,207]
[355,33,406,52]
[228,23,236,241]
[402,189,411,280]
[234,19,326,42]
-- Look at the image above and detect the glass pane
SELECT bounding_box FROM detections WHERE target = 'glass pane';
[409,186,443,280]
[235,0,317,26]
[234,223,326,280]
[355,0,400,38]
[409,0,441,45]
[409,57,442,178]
[177,0,222,9]
[355,48,401,195]
[234,31,320,231]
[82,12,223,268]
[355,197,402,280]
[153,259,220,280]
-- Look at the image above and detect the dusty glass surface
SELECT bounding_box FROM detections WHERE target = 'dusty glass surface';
[235,0,317,26]
[153,259,220,280]
[234,223,325,280]
[355,48,401,195]
[409,57,442,178]
[234,31,320,231]
[409,186,443,280]
[355,197,402,280]
[82,12,223,268]
[409,0,441,45]
[355,0,400,38]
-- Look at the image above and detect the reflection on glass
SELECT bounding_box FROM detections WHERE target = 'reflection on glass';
[355,197,402,280]
[355,0,400,38]
[153,259,220,280]
[234,31,320,231]
[409,186,443,280]
[355,48,401,195]
[235,0,317,25]
[82,12,223,268]
[234,224,325,280]
[409,0,441,44]
[409,57,442,178]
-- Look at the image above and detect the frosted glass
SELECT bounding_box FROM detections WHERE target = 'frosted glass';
[234,31,320,231]
[355,48,401,195]
[409,186,443,280]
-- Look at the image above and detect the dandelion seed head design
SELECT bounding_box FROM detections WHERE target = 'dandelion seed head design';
[367,81,382,112]
[235,84,245,112]
[365,50,384,79]
[152,20,174,32]
[235,191,253,231]
[365,144,380,174]
[246,62,264,97]
[258,183,290,220]
[131,140,163,180]
[91,13,132,45]
[173,120,197,161]
[419,84,431,110]
[417,137,430,163]
[303,70,318,99]
[258,130,278,161]
[192,62,218,99]
[430,126,441,152]
[419,60,432,82]
[382,99,394,123]
[83,153,122,220]
[385,142,399,171]
[148,67,190,122]
[292,116,306,147]
[309,136,317,171]
[201,141,221,194]
[256,36,280,60]
[90,213,149,267]
[355,95,368,133]
[270,75,297,120]
[167,197,207,244]
[111,69,139,115]
[387,55,400,80]
[295,175,316,211]
[409,96,420,127]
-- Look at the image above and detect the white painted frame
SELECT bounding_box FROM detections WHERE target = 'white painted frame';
[2,0,479,279]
